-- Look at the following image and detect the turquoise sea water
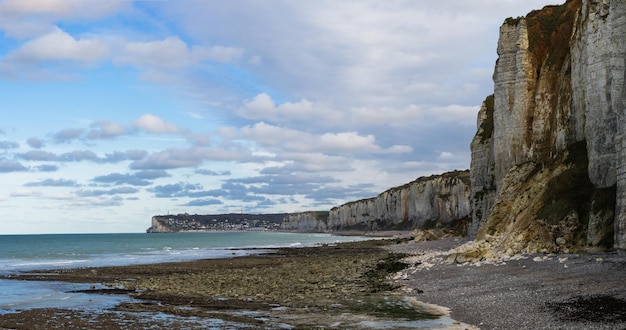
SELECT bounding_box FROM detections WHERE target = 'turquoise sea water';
[0,232,370,315]
[0,232,465,328]
[0,231,368,274]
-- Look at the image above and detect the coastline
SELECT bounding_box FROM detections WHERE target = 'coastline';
[0,238,470,329]
[1,236,625,329]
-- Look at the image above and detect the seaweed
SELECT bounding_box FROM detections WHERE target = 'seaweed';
[363,253,409,292]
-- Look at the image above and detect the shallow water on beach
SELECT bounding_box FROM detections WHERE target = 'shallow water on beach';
[0,232,464,328]
[0,232,370,316]
[0,280,134,314]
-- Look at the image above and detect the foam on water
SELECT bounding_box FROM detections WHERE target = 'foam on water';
[0,232,369,275]
[0,232,371,316]
[0,248,260,275]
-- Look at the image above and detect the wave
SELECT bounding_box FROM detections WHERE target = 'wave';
[0,232,371,275]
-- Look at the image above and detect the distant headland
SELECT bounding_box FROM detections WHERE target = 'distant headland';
[146,213,286,233]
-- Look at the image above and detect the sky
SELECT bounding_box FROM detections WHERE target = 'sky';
[0,0,559,234]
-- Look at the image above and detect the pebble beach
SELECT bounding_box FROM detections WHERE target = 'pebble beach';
[1,237,625,329]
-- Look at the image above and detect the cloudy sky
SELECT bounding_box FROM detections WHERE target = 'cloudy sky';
[0,0,557,234]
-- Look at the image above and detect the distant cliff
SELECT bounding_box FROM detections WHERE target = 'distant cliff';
[281,211,329,231]
[470,0,626,253]
[309,171,469,232]
[147,213,286,233]
[147,216,179,233]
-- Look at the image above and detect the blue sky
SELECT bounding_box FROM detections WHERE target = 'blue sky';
[0,0,557,234]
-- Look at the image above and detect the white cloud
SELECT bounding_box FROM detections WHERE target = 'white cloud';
[162,0,551,110]
[349,104,479,128]
[273,153,355,173]
[238,93,342,124]
[88,120,129,140]
[192,45,244,63]
[0,0,71,15]
[130,147,244,170]
[318,132,377,152]
[10,189,42,198]
[241,122,411,155]
[115,37,191,70]
[133,114,186,135]
[438,151,455,160]
[0,0,126,38]
[186,133,211,147]
[240,93,275,118]
[428,105,480,126]
[386,145,414,154]
[114,37,243,70]
[48,193,76,200]
[240,122,304,149]
[0,0,122,17]
[3,27,108,63]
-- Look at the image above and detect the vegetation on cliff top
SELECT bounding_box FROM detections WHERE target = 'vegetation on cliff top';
[330,170,470,210]
[477,94,494,144]
[526,0,581,68]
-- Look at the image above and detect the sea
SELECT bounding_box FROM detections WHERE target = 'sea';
[0,232,467,329]
[0,231,370,315]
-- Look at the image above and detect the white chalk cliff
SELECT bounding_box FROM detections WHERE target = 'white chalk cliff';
[281,211,329,232]
[471,0,626,253]
[328,171,471,231]
[283,171,471,232]
[282,0,626,254]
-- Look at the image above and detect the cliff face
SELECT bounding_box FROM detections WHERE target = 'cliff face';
[281,211,329,232]
[327,171,471,232]
[147,216,179,233]
[572,0,626,250]
[470,0,625,253]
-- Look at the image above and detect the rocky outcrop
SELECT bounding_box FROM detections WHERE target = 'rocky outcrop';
[470,1,582,243]
[327,171,471,232]
[147,216,179,233]
[281,211,329,232]
[470,0,626,253]
[571,0,626,251]
[469,95,497,236]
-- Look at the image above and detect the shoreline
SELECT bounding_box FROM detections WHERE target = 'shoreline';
[0,238,471,329]
[385,238,626,329]
[1,236,625,329]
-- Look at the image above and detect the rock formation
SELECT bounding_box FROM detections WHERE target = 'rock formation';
[147,216,179,233]
[281,171,470,232]
[281,211,329,231]
[326,171,471,232]
[470,0,625,253]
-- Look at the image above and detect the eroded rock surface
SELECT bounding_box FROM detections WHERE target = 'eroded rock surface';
[470,0,626,253]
